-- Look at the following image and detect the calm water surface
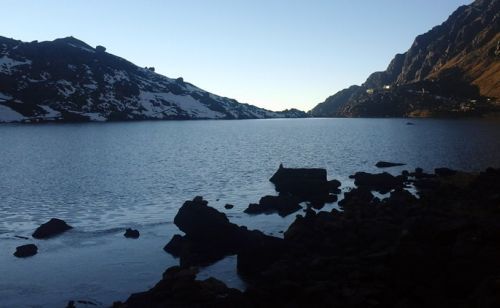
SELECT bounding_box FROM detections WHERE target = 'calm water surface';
[1,118,500,306]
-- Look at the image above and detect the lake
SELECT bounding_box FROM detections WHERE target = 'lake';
[1,118,500,307]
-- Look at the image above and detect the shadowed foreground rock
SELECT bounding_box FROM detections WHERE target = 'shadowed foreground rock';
[112,266,247,308]
[13,244,38,258]
[32,218,73,239]
[117,167,500,308]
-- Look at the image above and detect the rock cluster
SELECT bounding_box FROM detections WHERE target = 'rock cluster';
[244,164,342,215]
[116,166,500,307]
[164,196,287,269]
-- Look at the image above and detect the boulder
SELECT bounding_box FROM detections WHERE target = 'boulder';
[14,244,38,258]
[124,228,140,239]
[349,172,403,193]
[270,164,329,198]
[224,204,234,209]
[375,161,406,168]
[32,218,72,239]
[244,195,301,217]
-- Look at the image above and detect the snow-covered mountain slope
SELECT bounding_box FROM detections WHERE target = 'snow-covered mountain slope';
[0,36,306,123]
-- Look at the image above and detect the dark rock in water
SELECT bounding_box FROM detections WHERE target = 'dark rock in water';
[164,196,287,268]
[65,301,76,308]
[124,228,140,239]
[349,171,404,193]
[14,244,38,258]
[32,218,72,239]
[113,266,246,308]
[435,167,457,177]
[244,195,301,217]
[14,235,29,240]
[328,179,342,193]
[406,122,415,125]
[224,204,234,209]
[375,161,406,168]
[270,164,329,198]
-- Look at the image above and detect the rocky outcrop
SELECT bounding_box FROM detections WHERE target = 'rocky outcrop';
[163,196,287,269]
[32,218,72,239]
[0,36,306,123]
[13,244,38,258]
[310,0,500,117]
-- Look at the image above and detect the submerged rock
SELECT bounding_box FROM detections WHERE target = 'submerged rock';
[224,204,234,209]
[375,161,406,168]
[32,218,72,239]
[14,244,38,258]
[124,228,140,239]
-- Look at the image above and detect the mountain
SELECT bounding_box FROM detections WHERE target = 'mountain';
[0,36,306,123]
[310,0,500,117]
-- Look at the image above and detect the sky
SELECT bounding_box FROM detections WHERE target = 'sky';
[0,0,472,111]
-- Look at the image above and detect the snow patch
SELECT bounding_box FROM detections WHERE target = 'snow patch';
[0,92,12,101]
[39,105,61,119]
[82,112,107,121]
[67,43,95,53]
[57,80,76,97]
[0,56,32,74]
[138,91,225,119]
[0,104,25,122]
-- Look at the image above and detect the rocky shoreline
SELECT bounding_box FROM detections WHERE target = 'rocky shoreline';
[112,165,500,307]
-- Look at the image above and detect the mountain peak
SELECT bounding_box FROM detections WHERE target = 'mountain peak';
[310,0,499,117]
[0,36,306,123]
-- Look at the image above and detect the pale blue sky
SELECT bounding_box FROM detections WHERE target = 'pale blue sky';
[1,0,471,111]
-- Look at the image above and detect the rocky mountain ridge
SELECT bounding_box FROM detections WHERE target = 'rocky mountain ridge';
[0,36,306,123]
[311,0,500,117]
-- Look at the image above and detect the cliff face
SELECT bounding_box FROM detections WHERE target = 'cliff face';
[311,0,500,117]
[0,36,306,123]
